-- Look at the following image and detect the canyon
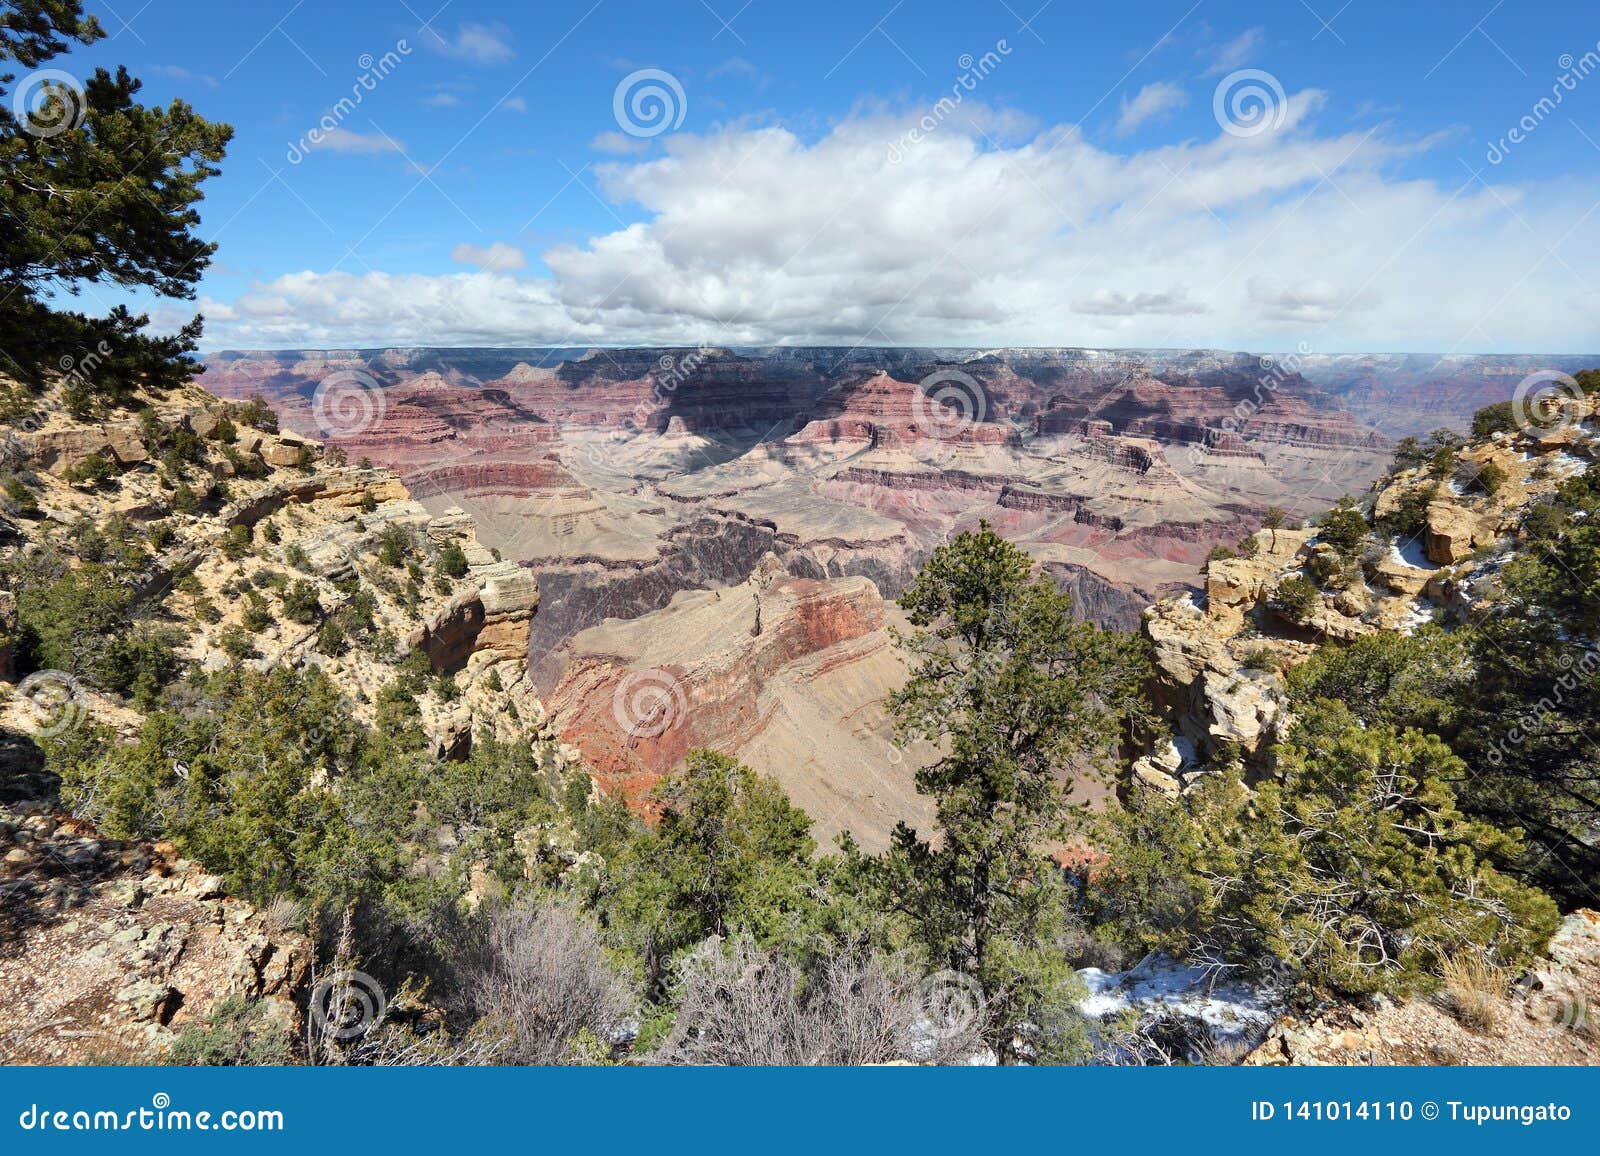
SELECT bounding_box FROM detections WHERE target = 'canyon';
[201,344,1535,821]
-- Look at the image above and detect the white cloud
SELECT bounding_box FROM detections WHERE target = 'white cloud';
[196,99,1600,353]
[307,128,405,155]
[1073,289,1207,316]
[1247,276,1379,323]
[147,63,219,88]
[589,130,650,155]
[709,57,762,81]
[1116,81,1188,135]
[500,96,528,113]
[1203,28,1264,76]
[424,22,513,65]
[422,91,461,108]
[450,241,528,272]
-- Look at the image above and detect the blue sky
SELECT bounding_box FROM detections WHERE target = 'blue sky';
[52,0,1600,351]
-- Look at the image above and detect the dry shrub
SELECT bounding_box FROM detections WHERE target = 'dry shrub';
[463,898,637,1065]
[1439,952,1507,1033]
[263,895,304,936]
[653,936,989,1066]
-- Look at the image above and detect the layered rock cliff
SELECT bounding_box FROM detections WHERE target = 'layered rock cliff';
[544,555,933,850]
[202,346,1394,666]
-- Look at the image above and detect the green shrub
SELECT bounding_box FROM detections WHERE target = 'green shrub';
[1376,481,1438,540]
[237,397,278,433]
[1273,574,1322,622]
[1476,461,1509,496]
[1317,500,1368,555]
[438,541,469,578]
[171,482,201,514]
[281,580,322,625]
[316,617,347,656]
[220,523,251,561]
[167,997,295,1066]
[64,453,116,487]
[2,473,41,519]
[378,525,409,567]
[240,592,272,632]
[1471,401,1518,437]
[219,625,259,661]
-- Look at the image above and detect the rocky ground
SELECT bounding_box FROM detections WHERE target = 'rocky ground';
[0,803,311,1064]
[1243,910,1599,1066]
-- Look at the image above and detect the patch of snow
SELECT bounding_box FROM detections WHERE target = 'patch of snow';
[1446,478,1464,496]
[1077,953,1280,1040]
[1171,735,1198,767]
[1397,600,1435,636]
[1389,540,1438,571]
[1173,592,1202,615]
[1547,451,1590,478]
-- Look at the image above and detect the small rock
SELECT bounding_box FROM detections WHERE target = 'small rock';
[186,873,226,899]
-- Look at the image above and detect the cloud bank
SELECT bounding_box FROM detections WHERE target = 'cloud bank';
[196,94,1600,353]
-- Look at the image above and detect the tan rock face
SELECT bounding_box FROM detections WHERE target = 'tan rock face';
[1424,500,1497,565]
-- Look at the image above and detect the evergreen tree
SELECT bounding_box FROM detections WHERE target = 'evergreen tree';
[0,0,230,403]
[597,750,821,990]
[869,525,1149,1053]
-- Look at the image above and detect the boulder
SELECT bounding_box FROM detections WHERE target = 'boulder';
[1424,500,1497,565]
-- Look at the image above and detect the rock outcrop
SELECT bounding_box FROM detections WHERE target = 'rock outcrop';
[1136,385,1600,791]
